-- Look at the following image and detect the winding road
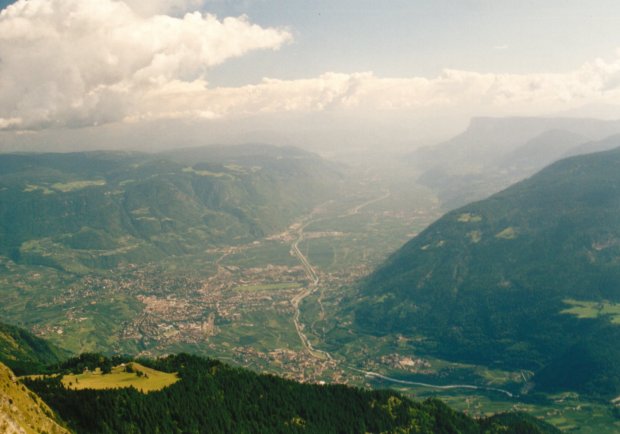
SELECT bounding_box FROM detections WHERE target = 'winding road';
[289,205,332,360]
[289,192,392,359]
[287,190,515,399]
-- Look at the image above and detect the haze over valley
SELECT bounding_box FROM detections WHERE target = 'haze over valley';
[2,1,620,433]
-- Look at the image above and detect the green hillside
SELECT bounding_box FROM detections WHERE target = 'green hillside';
[0,321,68,375]
[0,362,69,434]
[0,146,340,273]
[25,353,558,434]
[350,146,620,398]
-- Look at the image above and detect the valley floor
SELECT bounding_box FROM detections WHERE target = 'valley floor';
[2,175,619,432]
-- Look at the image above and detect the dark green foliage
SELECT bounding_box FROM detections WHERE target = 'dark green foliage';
[0,321,68,375]
[480,412,561,434]
[54,353,130,375]
[534,324,620,398]
[25,353,555,434]
[349,146,620,397]
[0,146,340,272]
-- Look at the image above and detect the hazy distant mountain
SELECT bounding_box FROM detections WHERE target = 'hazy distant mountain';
[351,145,620,398]
[564,132,620,158]
[497,129,588,172]
[412,116,620,209]
[161,143,318,164]
[0,145,340,273]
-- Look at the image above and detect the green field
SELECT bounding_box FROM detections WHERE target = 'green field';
[51,179,107,192]
[6,153,619,432]
[220,241,299,268]
[300,212,433,273]
[335,339,620,434]
[61,363,178,393]
[299,283,620,434]
[234,283,301,291]
[561,299,620,324]
[208,309,303,353]
[426,389,620,434]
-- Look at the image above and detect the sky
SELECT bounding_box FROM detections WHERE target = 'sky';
[2,0,620,155]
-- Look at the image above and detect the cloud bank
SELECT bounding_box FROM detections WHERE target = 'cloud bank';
[0,0,291,129]
[80,59,620,126]
[2,0,620,133]
[124,0,205,16]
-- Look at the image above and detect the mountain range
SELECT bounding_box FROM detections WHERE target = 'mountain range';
[0,145,340,273]
[351,144,620,398]
[2,136,620,430]
[412,117,620,209]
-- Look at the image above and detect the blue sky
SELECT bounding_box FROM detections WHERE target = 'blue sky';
[204,0,620,85]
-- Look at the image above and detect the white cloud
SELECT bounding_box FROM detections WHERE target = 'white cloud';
[3,0,620,133]
[128,57,620,123]
[0,0,291,129]
[124,0,205,16]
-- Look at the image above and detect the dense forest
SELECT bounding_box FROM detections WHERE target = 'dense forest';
[0,146,340,272]
[349,146,620,398]
[0,321,68,375]
[25,353,558,434]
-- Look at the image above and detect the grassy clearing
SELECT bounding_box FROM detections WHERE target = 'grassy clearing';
[457,213,482,223]
[23,184,55,194]
[182,167,229,178]
[561,299,620,324]
[467,230,482,243]
[305,214,370,233]
[221,241,299,268]
[495,227,517,239]
[223,164,248,174]
[301,238,337,270]
[391,383,620,434]
[51,180,106,192]
[301,218,415,273]
[61,363,178,393]
[234,283,301,291]
[210,310,303,353]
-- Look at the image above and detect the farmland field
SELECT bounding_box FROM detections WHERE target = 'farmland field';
[62,363,178,393]
[562,299,620,324]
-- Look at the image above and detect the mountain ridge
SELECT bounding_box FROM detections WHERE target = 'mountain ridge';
[0,145,341,273]
[0,320,559,433]
[24,352,559,434]
[0,321,68,376]
[412,116,620,209]
[350,145,620,397]
[0,361,69,434]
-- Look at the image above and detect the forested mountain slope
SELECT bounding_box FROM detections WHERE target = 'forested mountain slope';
[352,146,620,397]
[0,321,68,376]
[0,146,340,273]
[25,353,559,434]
